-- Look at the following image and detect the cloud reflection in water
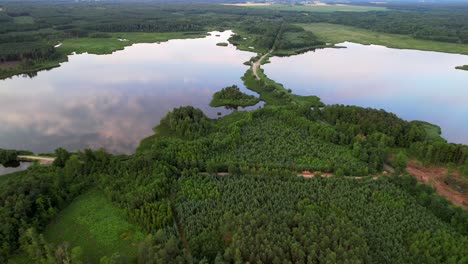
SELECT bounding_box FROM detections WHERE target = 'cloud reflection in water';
[0,31,257,153]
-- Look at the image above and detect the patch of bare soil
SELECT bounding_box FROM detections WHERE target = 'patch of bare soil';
[406,160,467,209]
[300,170,333,178]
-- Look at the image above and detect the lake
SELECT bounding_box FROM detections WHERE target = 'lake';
[0,31,257,154]
[0,162,32,176]
[263,42,468,144]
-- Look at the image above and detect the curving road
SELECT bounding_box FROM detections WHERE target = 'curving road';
[252,50,272,80]
[17,155,55,165]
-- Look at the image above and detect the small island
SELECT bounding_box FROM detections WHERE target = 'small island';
[216,42,228,46]
[456,65,468,71]
[210,85,260,110]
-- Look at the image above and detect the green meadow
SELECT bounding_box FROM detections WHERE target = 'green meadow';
[44,190,144,263]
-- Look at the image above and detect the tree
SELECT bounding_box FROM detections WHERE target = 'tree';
[53,147,71,168]
[394,151,408,174]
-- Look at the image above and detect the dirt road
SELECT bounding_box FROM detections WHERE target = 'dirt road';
[406,160,467,209]
[17,155,55,165]
[252,50,272,80]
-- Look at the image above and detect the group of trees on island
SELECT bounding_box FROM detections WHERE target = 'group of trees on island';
[209,85,260,110]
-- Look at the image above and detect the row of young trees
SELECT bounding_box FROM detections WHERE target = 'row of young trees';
[171,174,467,263]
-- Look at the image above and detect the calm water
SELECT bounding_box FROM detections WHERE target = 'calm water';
[0,162,32,176]
[263,42,468,144]
[0,31,257,154]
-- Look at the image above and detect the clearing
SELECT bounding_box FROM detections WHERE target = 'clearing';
[300,23,468,55]
[406,160,467,209]
[44,189,145,262]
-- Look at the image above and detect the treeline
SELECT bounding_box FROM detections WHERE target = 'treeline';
[0,41,56,63]
[230,18,283,51]
[410,140,468,165]
[308,105,426,147]
[389,174,468,235]
[274,24,325,53]
[99,159,176,234]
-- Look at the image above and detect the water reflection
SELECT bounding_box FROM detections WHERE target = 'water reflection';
[263,42,468,144]
[0,31,258,154]
[0,162,32,176]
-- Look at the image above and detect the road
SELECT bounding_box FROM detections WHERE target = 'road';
[252,50,272,80]
[17,155,55,165]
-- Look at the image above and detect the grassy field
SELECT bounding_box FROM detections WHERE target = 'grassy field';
[243,4,387,12]
[300,23,468,55]
[59,31,206,55]
[13,16,34,24]
[44,189,145,263]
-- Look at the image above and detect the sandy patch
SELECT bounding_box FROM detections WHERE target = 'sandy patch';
[407,160,467,209]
